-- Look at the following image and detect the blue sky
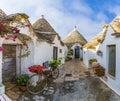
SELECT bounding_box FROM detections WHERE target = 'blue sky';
[0,0,120,41]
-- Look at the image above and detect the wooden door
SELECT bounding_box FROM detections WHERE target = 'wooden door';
[53,47,58,60]
[2,44,16,82]
[108,45,116,77]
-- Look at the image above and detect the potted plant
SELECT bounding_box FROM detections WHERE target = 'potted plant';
[89,58,97,64]
[94,65,105,76]
[49,58,62,69]
[29,65,45,74]
[65,56,72,62]
[15,74,29,91]
[67,49,73,59]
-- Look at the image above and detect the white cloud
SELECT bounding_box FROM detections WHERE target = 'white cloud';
[71,0,93,16]
[108,5,120,16]
[0,0,107,41]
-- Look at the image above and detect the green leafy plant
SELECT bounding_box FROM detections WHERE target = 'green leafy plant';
[67,49,73,56]
[89,58,97,64]
[15,74,29,86]
[65,56,72,61]
[49,58,62,68]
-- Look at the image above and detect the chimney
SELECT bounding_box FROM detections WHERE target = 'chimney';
[102,24,108,32]
[41,15,44,19]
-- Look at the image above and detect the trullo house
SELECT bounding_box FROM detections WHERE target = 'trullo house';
[83,15,120,96]
[0,9,66,100]
[63,26,87,59]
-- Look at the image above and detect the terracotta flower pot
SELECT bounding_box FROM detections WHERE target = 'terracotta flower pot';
[96,72,104,76]
[19,86,27,91]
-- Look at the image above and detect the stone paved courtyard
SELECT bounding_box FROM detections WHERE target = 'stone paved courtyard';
[5,59,120,101]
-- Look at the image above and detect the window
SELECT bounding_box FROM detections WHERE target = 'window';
[59,49,62,53]
[108,45,116,77]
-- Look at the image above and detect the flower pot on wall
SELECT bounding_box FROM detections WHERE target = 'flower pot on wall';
[97,50,103,56]
[95,72,104,77]
[94,65,105,77]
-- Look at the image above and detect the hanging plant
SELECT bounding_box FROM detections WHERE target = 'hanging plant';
[0,16,31,58]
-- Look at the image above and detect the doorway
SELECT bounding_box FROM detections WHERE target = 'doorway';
[53,47,58,60]
[75,46,80,58]
[2,44,17,82]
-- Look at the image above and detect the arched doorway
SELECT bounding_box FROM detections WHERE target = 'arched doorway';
[74,46,80,58]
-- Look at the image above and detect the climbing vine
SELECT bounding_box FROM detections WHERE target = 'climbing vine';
[0,15,31,58]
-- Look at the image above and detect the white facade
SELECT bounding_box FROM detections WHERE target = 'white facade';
[83,49,97,68]
[83,25,120,96]
[0,17,33,99]
[0,15,66,100]
[34,36,66,65]
[97,26,120,95]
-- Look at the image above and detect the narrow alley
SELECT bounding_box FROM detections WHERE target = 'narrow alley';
[6,60,120,101]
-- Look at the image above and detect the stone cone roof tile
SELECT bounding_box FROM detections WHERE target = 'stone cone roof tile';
[33,15,57,34]
[110,15,120,33]
[63,26,87,47]
[83,24,108,49]
[0,9,7,19]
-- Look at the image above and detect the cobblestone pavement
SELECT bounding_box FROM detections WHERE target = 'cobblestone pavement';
[5,59,120,101]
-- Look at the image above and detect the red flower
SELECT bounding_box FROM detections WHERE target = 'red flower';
[0,25,4,31]
[0,47,3,51]
[25,24,30,27]
[29,65,45,74]
[13,35,17,41]
[5,37,9,40]
[13,28,20,33]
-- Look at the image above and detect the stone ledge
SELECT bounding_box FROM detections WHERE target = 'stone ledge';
[0,83,5,94]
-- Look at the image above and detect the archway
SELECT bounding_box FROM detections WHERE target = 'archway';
[74,46,80,58]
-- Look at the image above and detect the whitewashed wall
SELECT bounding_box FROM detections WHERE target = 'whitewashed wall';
[97,26,120,95]
[34,41,52,65]
[83,25,120,95]
[34,36,66,65]
[53,36,66,64]
[64,45,68,57]
[20,41,35,75]
[83,49,97,68]
[1,17,36,76]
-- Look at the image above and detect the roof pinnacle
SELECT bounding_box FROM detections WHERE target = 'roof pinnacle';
[41,15,44,19]
[74,25,77,31]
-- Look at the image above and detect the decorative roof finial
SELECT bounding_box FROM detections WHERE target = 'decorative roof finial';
[41,15,44,19]
[74,25,77,31]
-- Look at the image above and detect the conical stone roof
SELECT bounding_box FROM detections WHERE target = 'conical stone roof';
[32,15,64,45]
[63,26,87,47]
[33,15,57,34]
[110,15,120,33]
[83,24,108,50]
[0,9,6,18]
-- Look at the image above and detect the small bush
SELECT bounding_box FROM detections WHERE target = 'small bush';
[15,74,29,86]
